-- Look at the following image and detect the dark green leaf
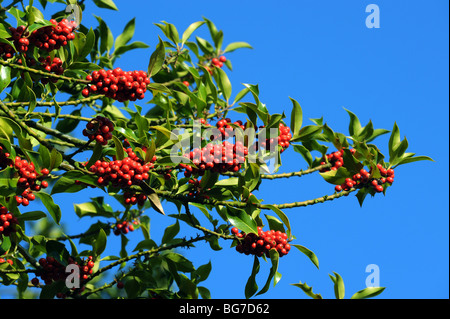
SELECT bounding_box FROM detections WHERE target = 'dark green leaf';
[245,256,260,299]
[148,36,166,78]
[35,192,61,225]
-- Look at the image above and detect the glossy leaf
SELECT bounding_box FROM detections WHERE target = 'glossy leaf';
[148,37,166,78]
[289,97,303,136]
[330,271,345,299]
[291,281,323,299]
[223,41,253,53]
[293,244,319,269]
[350,287,385,299]
[35,192,62,225]
[181,21,205,46]
[245,255,260,299]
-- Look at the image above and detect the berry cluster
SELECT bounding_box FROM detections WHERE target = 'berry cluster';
[0,145,13,170]
[14,156,50,206]
[88,148,156,205]
[8,26,30,53]
[113,220,139,235]
[232,227,291,257]
[0,206,18,237]
[0,42,15,60]
[82,116,115,145]
[179,141,248,177]
[123,191,148,206]
[29,19,76,52]
[81,68,150,102]
[213,118,246,140]
[89,156,153,188]
[211,56,226,68]
[334,164,395,193]
[319,148,356,172]
[37,56,64,84]
[0,257,13,265]
[32,255,95,297]
[186,178,210,199]
[259,123,292,153]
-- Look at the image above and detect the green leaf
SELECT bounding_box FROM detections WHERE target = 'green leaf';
[245,255,260,299]
[39,281,65,299]
[51,171,98,195]
[163,22,180,45]
[93,0,118,10]
[163,252,195,273]
[0,65,11,94]
[350,287,385,299]
[16,211,46,222]
[214,66,232,102]
[292,244,320,269]
[181,21,205,46]
[290,125,323,143]
[345,108,362,137]
[215,177,239,187]
[264,214,285,233]
[140,182,165,215]
[35,192,61,225]
[225,206,258,235]
[388,122,400,159]
[319,166,351,185]
[95,15,114,54]
[356,188,370,207]
[223,41,253,53]
[114,18,135,51]
[161,220,180,244]
[148,37,165,78]
[74,198,114,218]
[125,277,142,299]
[256,249,280,296]
[330,272,345,299]
[291,281,323,299]
[293,144,313,167]
[393,155,434,168]
[195,36,214,54]
[112,135,124,160]
[193,261,212,284]
[55,109,81,134]
[113,41,149,56]
[77,28,95,61]
[133,239,157,252]
[265,205,291,238]
[46,240,70,266]
[85,142,103,170]
[93,228,107,256]
[289,97,303,136]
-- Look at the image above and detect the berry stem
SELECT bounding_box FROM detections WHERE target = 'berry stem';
[2,95,104,108]
[0,59,91,84]
[224,163,332,180]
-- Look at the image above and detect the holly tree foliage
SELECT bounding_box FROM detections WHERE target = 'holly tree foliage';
[0,0,432,299]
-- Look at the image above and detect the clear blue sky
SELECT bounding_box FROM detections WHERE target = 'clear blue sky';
[3,0,449,299]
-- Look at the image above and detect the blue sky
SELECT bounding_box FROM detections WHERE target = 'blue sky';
[2,0,449,299]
